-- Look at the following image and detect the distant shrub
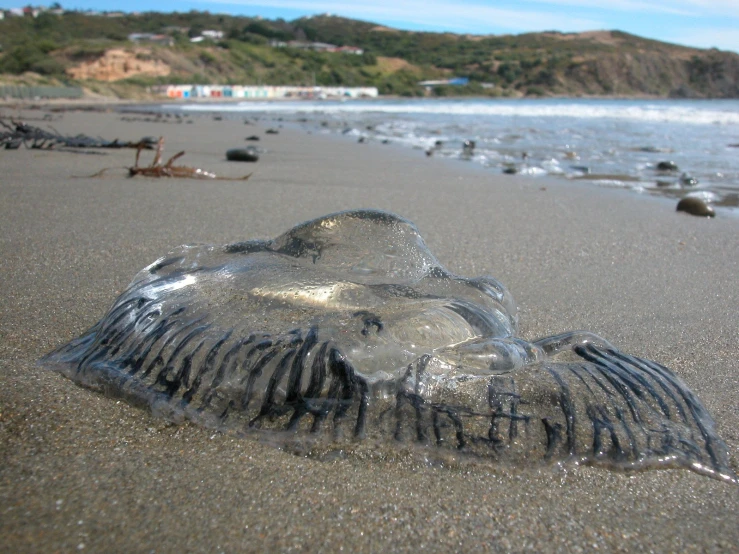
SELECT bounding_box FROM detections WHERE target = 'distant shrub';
[361,52,376,66]
[36,40,59,54]
[0,43,64,76]
[68,44,108,61]
[243,22,291,41]
[497,62,521,84]
[529,69,556,87]
[30,57,66,76]
[199,51,216,64]
[241,33,269,45]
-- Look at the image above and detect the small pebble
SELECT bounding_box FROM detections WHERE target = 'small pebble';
[680,173,698,186]
[676,197,715,217]
[657,161,679,171]
[570,165,590,174]
[226,147,259,162]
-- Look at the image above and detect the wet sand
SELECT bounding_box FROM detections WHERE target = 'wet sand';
[1,108,737,553]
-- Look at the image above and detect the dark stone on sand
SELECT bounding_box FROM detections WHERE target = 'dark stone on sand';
[570,165,590,174]
[425,149,433,157]
[246,135,260,141]
[676,197,715,217]
[358,137,366,143]
[226,147,259,162]
[657,161,679,172]
[266,129,279,134]
[503,167,518,175]
[461,140,475,160]
[213,116,223,121]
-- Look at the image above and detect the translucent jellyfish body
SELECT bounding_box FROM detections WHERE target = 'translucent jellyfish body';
[41,210,736,482]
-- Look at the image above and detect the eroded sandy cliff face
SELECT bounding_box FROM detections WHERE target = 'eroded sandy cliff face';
[66,49,170,82]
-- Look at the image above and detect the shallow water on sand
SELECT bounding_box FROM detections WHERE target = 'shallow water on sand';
[161,98,739,209]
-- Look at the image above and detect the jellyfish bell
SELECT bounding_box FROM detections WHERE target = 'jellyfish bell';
[41,210,736,483]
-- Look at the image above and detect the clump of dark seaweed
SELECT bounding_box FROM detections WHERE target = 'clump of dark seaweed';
[0,119,154,151]
[40,209,736,483]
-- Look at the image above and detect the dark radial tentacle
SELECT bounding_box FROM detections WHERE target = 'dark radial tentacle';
[182,329,234,403]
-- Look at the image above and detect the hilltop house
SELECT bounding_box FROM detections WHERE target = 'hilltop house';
[271,40,364,55]
[128,33,174,46]
[201,30,224,40]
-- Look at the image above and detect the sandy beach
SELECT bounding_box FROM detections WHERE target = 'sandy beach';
[1,106,737,553]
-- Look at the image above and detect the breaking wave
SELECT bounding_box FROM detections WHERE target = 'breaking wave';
[179,99,739,126]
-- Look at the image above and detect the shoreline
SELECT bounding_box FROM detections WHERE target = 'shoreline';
[125,98,739,215]
[3,92,738,108]
[1,106,737,552]
[5,97,737,216]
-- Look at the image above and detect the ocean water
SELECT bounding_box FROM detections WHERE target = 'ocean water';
[167,98,739,209]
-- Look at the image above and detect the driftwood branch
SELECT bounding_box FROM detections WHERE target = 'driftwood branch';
[83,137,252,181]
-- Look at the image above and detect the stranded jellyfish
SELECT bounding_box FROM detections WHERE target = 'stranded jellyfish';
[41,210,735,482]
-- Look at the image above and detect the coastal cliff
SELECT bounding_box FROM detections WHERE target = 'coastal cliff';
[0,11,737,98]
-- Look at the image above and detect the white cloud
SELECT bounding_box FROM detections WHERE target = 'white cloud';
[667,28,739,53]
[526,0,693,16]
[529,0,739,17]
[203,0,602,33]
[678,0,739,17]
[207,0,739,21]
[198,0,739,50]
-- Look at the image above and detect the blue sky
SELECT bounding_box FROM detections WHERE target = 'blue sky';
[9,0,739,52]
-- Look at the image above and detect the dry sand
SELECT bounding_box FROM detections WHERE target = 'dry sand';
[1,107,737,553]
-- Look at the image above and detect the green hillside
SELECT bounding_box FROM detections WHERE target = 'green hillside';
[1,10,737,98]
